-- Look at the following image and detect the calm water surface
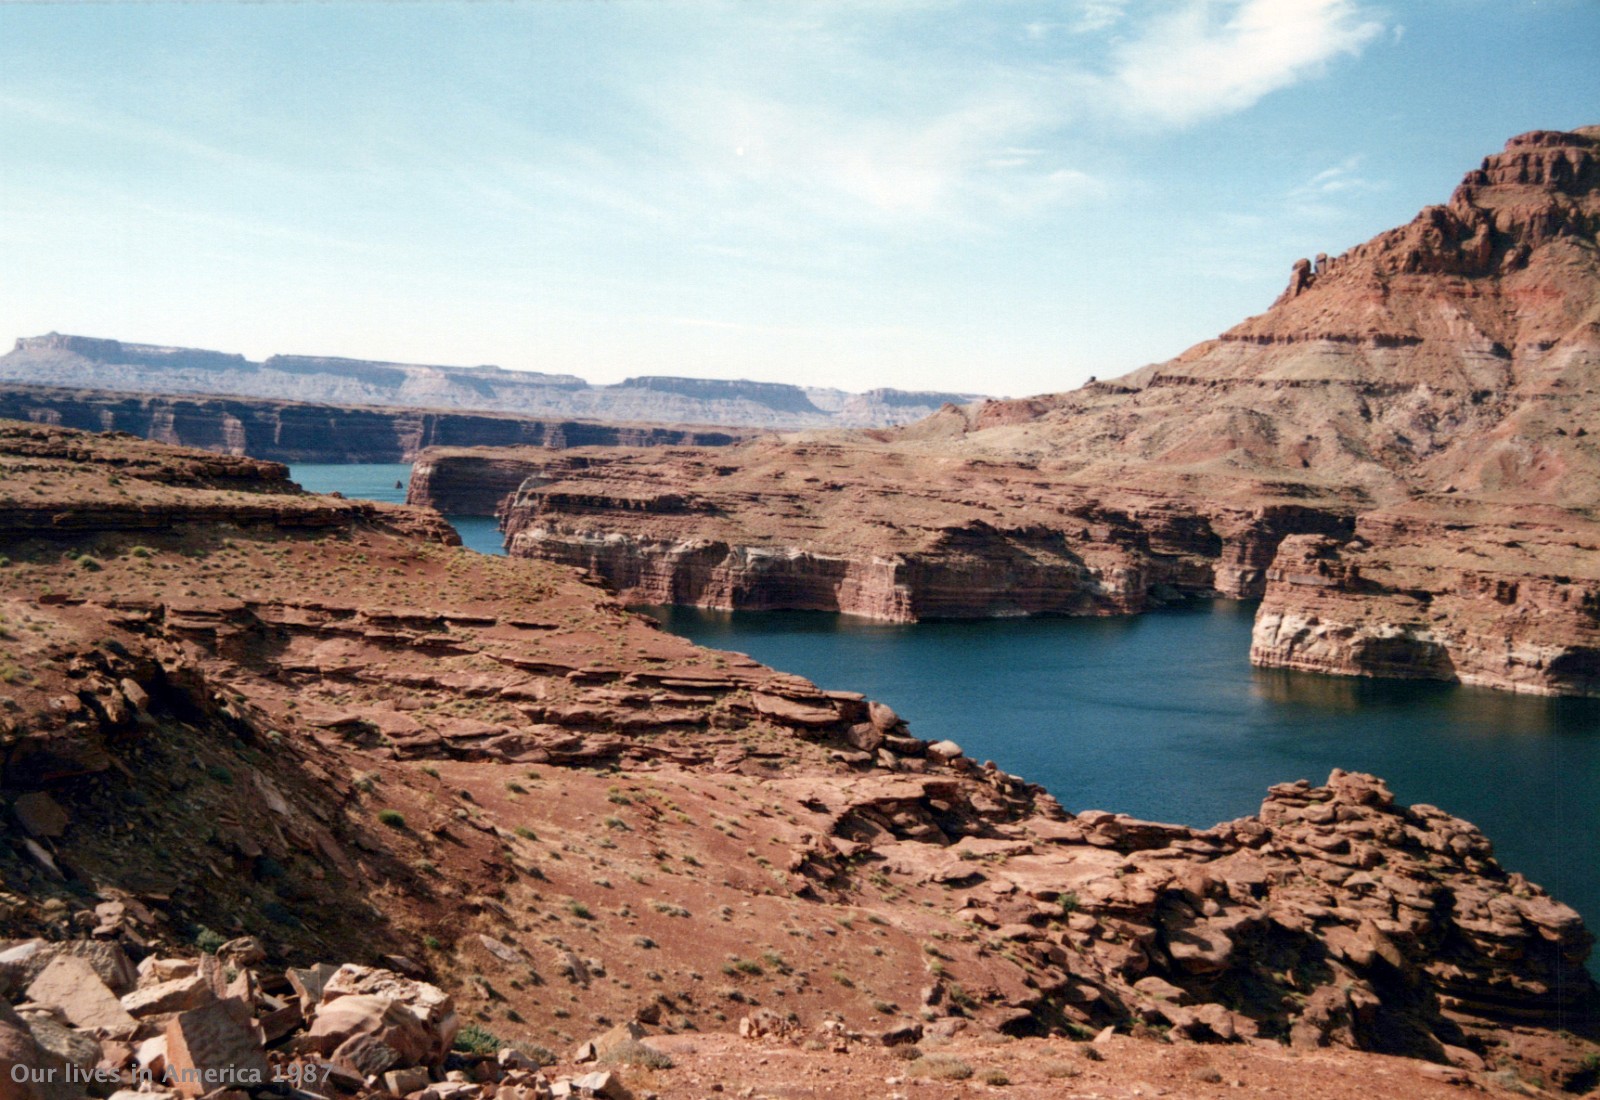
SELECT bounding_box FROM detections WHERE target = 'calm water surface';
[288,463,506,555]
[284,466,1600,974]
[644,602,1600,966]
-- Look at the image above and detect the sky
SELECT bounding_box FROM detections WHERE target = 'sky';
[2,1,1597,399]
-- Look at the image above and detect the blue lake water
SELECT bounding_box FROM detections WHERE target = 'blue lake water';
[285,465,1600,975]
[642,602,1600,971]
[288,463,507,555]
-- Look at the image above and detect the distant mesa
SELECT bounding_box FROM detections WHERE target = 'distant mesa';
[1,332,986,430]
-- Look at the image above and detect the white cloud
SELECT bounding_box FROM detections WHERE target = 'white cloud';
[1107,0,1386,126]
[1286,154,1385,218]
[1072,1,1132,34]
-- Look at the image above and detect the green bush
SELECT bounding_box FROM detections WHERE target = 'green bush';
[452,1023,501,1056]
[378,809,407,829]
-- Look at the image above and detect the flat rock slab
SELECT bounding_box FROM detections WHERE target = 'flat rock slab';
[163,1000,272,1098]
[25,954,137,1033]
[122,973,216,1018]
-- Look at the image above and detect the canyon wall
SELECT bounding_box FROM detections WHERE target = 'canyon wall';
[498,446,1354,620]
[0,383,756,464]
[1251,509,1600,696]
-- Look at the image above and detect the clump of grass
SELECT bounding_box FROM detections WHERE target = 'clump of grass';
[77,556,103,572]
[515,826,537,840]
[378,809,407,829]
[831,970,854,988]
[513,1043,557,1067]
[453,1023,502,1056]
[651,901,691,918]
[206,764,234,785]
[908,1054,973,1081]
[1042,1060,1080,1079]
[600,1039,673,1069]
[980,1068,1010,1086]
[568,900,594,920]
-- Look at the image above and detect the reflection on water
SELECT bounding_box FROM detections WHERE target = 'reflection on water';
[645,600,1600,976]
[288,464,507,556]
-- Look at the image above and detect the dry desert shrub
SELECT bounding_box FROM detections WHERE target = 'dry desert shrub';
[907,1053,974,1081]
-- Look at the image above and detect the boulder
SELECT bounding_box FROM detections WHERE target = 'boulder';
[315,964,458,1066]
[24,955,136,1033]
[138,958,200,987]
[5,939,137,996]
[0,1000,76,1100]
[384,1066,433,1095]
[162,1000,271,1098]
[309,994,435,1067]
[134,1034,168,1078]
[572,1070,631,1100]
[216,937,267,967]
[11,792,70,838]
[121,974,215,1018]
[15,1008,103,1074]
[331,1030,404,1076]
[287,962,339,1013]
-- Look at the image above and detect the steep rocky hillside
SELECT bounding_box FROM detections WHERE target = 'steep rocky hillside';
[0,383,757,464]
[0,339,984,430]
[497,127,1600,697]
[0,421,1596,1097]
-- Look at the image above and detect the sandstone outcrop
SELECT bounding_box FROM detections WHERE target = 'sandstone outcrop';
[498,446,1352,621]
[496,127,1600,696]
[0,339,985,430]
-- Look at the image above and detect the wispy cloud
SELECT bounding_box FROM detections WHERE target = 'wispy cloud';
[1287,155,1386,217]
[1105,0,1386,126]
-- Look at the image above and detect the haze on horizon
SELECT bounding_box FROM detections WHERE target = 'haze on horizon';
[2,0,1597,400]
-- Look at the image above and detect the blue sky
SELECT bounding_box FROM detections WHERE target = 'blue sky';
[2,1,1597,398]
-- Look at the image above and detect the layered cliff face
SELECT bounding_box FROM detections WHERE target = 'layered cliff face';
[499,128,1600,696]
[0,383,757,464]
[0,339,984,430]
[1251,506,1600,695]
[498,445,1352,620]
[1,421,1596,1092]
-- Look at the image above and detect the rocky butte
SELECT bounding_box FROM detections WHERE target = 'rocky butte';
[0,421,1596,1097]
[497,127,1600,698]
